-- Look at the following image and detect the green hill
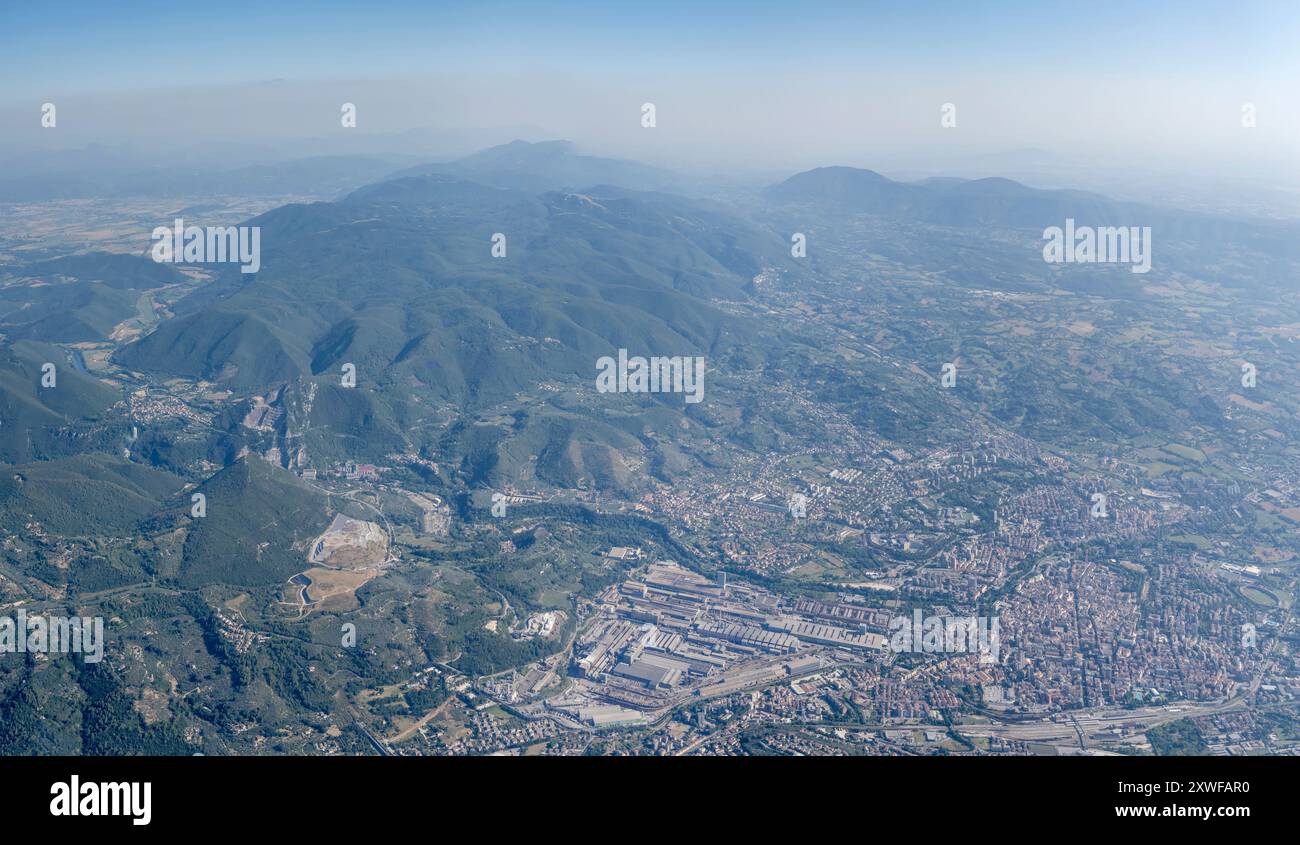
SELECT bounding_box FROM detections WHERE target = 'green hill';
[0,340,121,463]
[114,175,781,401]
[0,454,185,536]
[23,252,186,290]
[0,281,141,342]
[170,458,332,588]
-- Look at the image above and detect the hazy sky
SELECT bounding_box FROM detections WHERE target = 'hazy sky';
[2,0,1298,190]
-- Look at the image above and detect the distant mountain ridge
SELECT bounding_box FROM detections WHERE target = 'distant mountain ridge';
[765,164,1300,265]
[766,166,1132,227]
[387,139,684,194]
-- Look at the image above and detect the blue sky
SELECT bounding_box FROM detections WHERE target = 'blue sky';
[3,0,1296,95]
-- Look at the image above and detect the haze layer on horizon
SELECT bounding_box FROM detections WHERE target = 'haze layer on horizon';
[1,0,1297,195]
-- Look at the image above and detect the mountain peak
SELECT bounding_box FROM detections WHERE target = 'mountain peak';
[385,139,679,193]
[459,139,580,166]
[764,165,907,207]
